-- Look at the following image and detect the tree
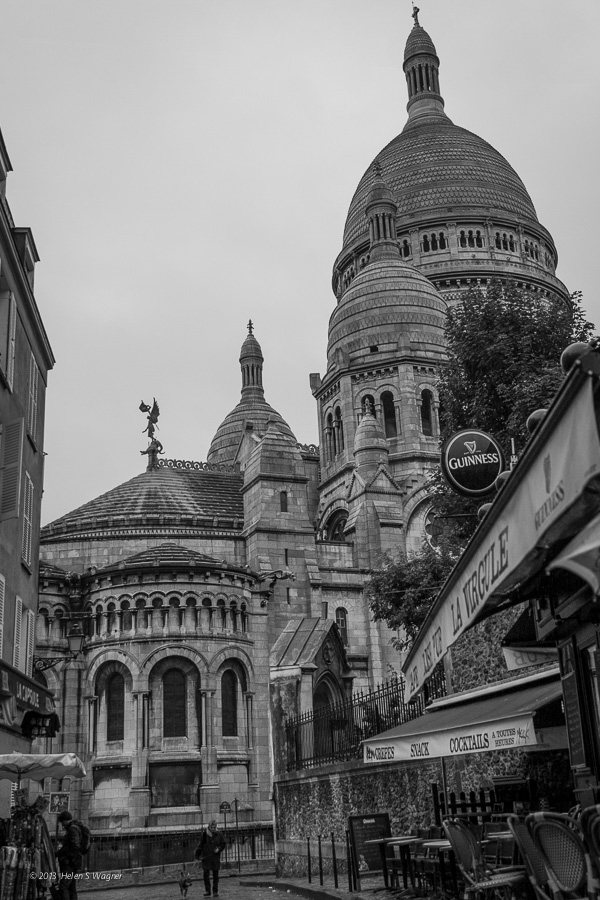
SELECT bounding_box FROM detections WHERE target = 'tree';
[367,281,596,644]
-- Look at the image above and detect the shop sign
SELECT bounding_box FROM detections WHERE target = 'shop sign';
[0,661,55,713]
[502,647,558,670]
[363,714,536,763]
[404,378,600,701]
[441,430,505,497]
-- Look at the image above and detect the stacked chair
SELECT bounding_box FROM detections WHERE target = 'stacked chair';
[443,818,528,900]
[506,810,594,900]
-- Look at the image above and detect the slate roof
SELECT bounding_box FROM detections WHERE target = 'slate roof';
[97,543,224,571]
[41,465,244,539]
[270,617,337,668]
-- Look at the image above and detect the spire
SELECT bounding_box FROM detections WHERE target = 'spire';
[365,160,400,262]
[402,10,445,120]
[239,321,264,399]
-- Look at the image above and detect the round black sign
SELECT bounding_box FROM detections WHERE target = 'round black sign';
[441,429,505,498]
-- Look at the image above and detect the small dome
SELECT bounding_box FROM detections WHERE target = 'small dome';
[207,326,296,465]
[327,256,446,369]
[354,405,387,456]
[404,24,438,63]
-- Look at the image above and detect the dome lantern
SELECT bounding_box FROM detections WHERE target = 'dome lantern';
[365,161,400,262]
[403,8,445,120]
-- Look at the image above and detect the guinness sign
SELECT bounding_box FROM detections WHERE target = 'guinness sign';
[441,429,505,498]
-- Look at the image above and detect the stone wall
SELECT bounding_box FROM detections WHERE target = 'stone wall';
[273,749,574,876]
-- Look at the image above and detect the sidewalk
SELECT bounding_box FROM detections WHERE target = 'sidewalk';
[77,868,411,900]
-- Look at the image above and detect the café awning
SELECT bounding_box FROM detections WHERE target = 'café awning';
[402,353,600,701]
[547,510,600,593]
[363,670,565,764]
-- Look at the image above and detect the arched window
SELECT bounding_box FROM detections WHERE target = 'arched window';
[325,412,334,461]
[438,232,447,250]
[163,669,186,737]
[422,234,430,253]
[401,239,411,257]
[106,673,124,742]
[334,407,344,453]
[335,608,349,647]
[381,391,397,438]
[222,670,238,737]
[280,490,288,512]
[326,511,348,543]
[421,389,434,437]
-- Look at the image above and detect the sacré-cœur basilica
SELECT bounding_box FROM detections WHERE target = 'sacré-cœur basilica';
[34,11,570,841]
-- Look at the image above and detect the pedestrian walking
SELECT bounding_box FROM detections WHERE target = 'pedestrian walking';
[195,820,226,897]
[178,867,193,899]
[56,811,83,900]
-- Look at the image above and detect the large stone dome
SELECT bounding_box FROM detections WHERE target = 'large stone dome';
[342,120,539,251]
[333,16,568,307]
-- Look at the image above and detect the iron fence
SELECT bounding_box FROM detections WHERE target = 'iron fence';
[87,823,274,872]
[284,668,446,771]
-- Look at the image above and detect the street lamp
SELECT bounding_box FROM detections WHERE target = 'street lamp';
[32,622,86,672]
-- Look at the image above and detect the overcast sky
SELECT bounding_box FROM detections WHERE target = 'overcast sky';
[0,0,598,525]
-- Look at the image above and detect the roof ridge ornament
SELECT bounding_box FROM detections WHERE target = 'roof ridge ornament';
[247,318,254,334]
[412,4,420,27]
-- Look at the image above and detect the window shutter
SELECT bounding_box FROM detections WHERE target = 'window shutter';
[27,351,38,442]
[21,472,34,566]
[25,608,35,677]
[0,575,5,661]
[0,419,23,520]
[6,296,16,391]
[13,596,22,670]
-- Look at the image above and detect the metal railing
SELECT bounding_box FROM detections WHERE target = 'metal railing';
[87,824,274,872]
[284,668,446,771]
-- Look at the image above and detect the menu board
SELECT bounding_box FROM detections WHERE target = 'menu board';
[348,813,391,882]
[562,672,586,768]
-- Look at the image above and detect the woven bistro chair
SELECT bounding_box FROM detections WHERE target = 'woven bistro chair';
[507,815,558,900]
[579,806,600,899]
[526,812,588,900]
[443,818,528,900]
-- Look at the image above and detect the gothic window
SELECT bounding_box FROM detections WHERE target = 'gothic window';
[280,490,288,512]
[163,669,186,737]
[381,391,397,438]
[421,389,434,437]
[335,608,349,647]
[221,670,238,737]
[106,673,125,742]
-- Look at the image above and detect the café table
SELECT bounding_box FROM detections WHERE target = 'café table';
[363,836,422,891]
[421,838,459,897]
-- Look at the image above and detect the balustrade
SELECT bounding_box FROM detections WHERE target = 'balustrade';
[78,602,249,643]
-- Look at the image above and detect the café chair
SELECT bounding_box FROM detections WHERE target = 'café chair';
[507,814,559,900]
[526,812,588,900]
[579,806,600,898]
[443,818,528,900]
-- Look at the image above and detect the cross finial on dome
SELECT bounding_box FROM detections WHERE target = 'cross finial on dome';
[247,319,254,334]
[412,4,420,26]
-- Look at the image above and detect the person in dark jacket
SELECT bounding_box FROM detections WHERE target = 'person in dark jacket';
[195,820,226,896]
[56,811,82,900]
